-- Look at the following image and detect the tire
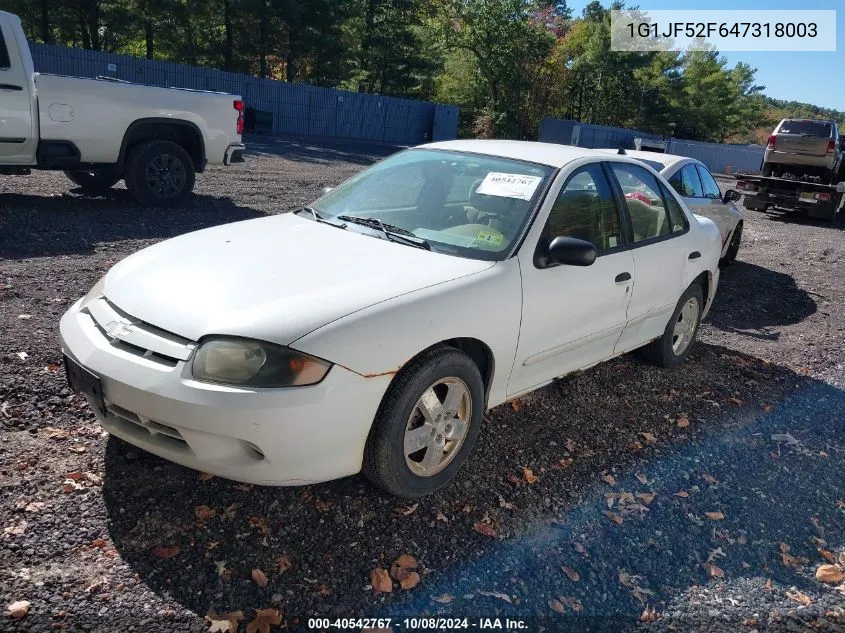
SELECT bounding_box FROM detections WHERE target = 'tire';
[720,222,742,266]
[64,167,121,192]
[641,283,704,368]
[363,347,485,499]
[124,140,195,207]
[762,164,774,177]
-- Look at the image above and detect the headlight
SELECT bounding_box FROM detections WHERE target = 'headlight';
[82,275,106,306]
[191,337,332,388]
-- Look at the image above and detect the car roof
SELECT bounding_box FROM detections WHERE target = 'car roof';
[420,139,647,169]
[593,149,697,173]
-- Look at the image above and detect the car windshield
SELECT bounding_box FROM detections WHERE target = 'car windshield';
[779,120,832,137]
[309,149,555,261]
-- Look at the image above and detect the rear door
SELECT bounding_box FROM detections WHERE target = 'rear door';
[668,162,732,248]
[0,16,36,164]
[774,119,833,158]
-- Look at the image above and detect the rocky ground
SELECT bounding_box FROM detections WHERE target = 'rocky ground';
[1,138,844,632]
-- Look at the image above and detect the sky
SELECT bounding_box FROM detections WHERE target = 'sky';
[567,0,845,111]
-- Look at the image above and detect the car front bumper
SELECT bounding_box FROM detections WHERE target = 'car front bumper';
[59,299,390,486]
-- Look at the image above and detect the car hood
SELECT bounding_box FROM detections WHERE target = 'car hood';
[102,213,494,345]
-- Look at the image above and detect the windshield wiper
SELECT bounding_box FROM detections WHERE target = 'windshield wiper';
[295,207,347,229]
[336,215,431,250]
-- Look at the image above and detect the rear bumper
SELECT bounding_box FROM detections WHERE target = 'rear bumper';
[224,143,246,165]
[764,150,835,170]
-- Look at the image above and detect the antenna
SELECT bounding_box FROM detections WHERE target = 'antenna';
[617,147,626,155]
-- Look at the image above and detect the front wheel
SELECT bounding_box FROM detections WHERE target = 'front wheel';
[64,167,121,192]
[641,284,704,368]
[720,222,742,266]
[363,347,485,499]
[124,140,195,207]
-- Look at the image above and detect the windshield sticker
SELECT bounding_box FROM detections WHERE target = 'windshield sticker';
[476,230,503,247]
[476,172,543,201]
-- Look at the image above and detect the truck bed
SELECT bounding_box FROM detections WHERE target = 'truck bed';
[735,172,845,220]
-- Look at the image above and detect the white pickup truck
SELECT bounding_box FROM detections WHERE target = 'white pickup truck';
[0,11,245,206]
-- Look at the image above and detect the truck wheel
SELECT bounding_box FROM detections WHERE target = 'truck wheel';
[64,167,121,192]
[762,164,774,177]
[124,140,195,207]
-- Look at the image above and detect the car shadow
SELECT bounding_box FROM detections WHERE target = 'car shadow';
[0,191,264,259]
[100,343,845,629]
[243,134,400,166]
[706,261,817,339]
[759,206,845,230]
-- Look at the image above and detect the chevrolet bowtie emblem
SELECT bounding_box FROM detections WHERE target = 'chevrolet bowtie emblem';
[105,321,132,339]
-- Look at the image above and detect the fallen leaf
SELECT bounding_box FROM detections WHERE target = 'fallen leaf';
[779,542,791,553]
[674,490,689,498]
[498,495,516,510]
[152,545,180,559]
[635,492,656,506]
[394,503,419,516]
[510,399,522,412]
[478,590,512,603]
[276,555,292,574]
[66,471,84,480]
[205,609,245,633]
[573,542,588,557]
[314,500,329,513]
[561,596,583,613]
[506,474,521,486]
[68,444,86,453]
[818,549,836,564]
[370,567,393,594]
[701,473,718,484]
[737,534,748,545]
[676,417,690,428]
[390,555,418,582]
[548,598,565,613]
[195,505,216,521]
[251,568,269,589]
[704,563,725,578]
[640,607,659,622]
[24,502,45,513]
[705,511,725,521]
[522,468,538,484]
[603,511,623,525]
[432,593,454,604]
[6,600,30,619]
[562,566,580,582]
[197,472,214,481]
[400,572,421,590]
[435,510,449,523]
[618,570,634,588]
[728,397,743,406]
[815,565,845,585]
[635,473,649,485]
[233,483,253,492]
[640,432,657,443]
[787,590,812,606]
[762,404,774,413]
[473,521,498,538]
[90,538,108,548]
[42,427,69,439]
[602,473,617,485]
[558,458,573,469]
[4,521,28,536]
[246,608,282,633]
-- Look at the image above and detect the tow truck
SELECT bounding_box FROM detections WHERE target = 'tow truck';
[735,171,845,221]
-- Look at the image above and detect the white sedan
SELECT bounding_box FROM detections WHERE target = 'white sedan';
[60,140,722,498]
[597,149,744,264]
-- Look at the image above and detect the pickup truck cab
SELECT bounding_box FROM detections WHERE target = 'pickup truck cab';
[0,11,245,206]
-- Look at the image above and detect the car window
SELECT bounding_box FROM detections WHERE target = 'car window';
[779,120,832,137]
[696,165,722,200]
[609,162,672,243]
[0,27,10,70]
[545,164,622,252]
[312,148,554,261]
[657,181,689,233]
[668,164,704,198]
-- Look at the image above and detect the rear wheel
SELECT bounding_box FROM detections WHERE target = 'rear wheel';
[124,140,195,207]
[762,164,775,177]
[363,347,485,499]
[720,222,742,266]
[64,167,121,192]
[641,284,704,368]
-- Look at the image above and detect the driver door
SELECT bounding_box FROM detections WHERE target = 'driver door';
[508,162,634,397]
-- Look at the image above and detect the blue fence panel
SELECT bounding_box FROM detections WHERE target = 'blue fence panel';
[28,42,457,145]
[665,139,764,174]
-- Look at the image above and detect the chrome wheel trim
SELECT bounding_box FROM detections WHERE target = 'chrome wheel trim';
[672,297,700,355]
[404,377,471,477]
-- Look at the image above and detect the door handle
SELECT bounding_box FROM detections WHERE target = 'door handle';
[0,84,23,91]
[688,251,701,260]
[615,272,631,282]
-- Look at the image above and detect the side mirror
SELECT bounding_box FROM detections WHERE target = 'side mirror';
[541,236,597,268]
[723,189,741,204]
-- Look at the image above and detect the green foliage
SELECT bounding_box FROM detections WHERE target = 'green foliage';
[5,0,839,142]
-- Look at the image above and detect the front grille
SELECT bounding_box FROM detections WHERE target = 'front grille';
[84,296,196,366]
[104,402,191,455]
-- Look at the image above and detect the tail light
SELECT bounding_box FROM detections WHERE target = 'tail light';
[766,135,776,150]
[826,139,835,153]
[234,100,244,135]
[817,192,832,201]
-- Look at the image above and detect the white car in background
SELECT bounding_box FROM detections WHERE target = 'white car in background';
[60,140,722,499]
[597,149,744,265]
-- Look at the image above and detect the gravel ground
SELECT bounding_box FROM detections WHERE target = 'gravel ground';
[1,138,844,632]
